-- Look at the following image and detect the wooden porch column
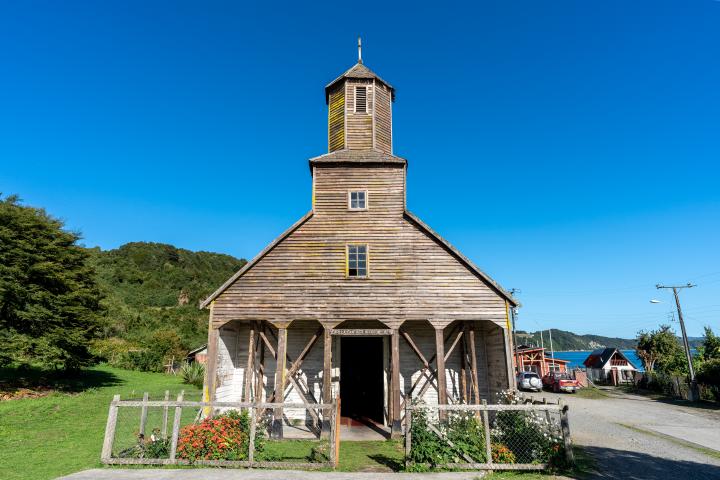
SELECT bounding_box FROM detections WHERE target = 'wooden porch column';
[391,328,402,438]
[321,326,333,437]
[204,325,220,417]
[459,322,468,403]
[468,322,481,404]
[271,325,288,438]
[502,325,516,390]
[434,326,447,420]
[243,322,256,402]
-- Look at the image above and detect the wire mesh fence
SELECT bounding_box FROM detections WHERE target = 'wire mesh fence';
[405,397,572,471]
[101,392,339,469]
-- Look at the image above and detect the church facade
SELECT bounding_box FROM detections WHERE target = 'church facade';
[201,52,518,438]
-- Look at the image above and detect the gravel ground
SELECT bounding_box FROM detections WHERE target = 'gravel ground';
[525,388,720,480]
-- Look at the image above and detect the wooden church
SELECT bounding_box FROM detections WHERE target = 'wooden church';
[200,44,519,438]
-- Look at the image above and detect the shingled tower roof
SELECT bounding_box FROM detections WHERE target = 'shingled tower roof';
[325,62,395,103]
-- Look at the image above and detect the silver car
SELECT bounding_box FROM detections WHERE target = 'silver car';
[517,371,542,391]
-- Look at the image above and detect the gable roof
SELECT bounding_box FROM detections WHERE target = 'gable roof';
[325,62,395,103]
[404,211,519,307]
[199,211,314,309]
[583,348,637,369]
[199,209,519,310]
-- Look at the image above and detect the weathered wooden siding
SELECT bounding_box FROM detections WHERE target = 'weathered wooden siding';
[211,165,507,328]
[345,80,373,150]
[374,81,392,154]
[482,322,511,399]
[328,86,345,152]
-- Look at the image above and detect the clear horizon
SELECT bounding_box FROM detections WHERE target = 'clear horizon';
[2,1,719,338]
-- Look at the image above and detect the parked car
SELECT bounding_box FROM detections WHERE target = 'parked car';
[542,372,580,393]
[517,371,543,391]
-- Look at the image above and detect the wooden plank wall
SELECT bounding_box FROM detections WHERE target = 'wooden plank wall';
[215,327,244,403]
[481,322,510,400]
[212,164,508,328]
[214,320,506,424]
[215,321,333,422]
[374,82,392,154]
[345,80,373,150]
[328,86,345,152]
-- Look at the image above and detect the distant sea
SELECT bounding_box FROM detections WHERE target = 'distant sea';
[552,350,644,372]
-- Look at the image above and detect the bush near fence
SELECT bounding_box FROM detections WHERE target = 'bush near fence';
[405,391,572,472]
[636,371,720,402]
[101,393,339,469]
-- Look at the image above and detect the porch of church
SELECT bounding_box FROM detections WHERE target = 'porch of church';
[205,319,513,439]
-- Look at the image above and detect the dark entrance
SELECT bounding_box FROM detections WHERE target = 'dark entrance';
[340,336,384,424]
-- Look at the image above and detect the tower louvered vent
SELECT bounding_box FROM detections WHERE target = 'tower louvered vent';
[355,86,367,113]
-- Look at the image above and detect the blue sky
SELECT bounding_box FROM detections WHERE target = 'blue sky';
[1,0,719,338]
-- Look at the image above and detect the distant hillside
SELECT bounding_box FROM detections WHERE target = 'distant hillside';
[516,329,637,351]
[87,242,246,355]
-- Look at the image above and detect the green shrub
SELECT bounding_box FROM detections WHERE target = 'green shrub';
[180,362,205,388]
[407,404,486,470]
[113,350,165,372]
[118,429,170,459]
[697,358,720,386]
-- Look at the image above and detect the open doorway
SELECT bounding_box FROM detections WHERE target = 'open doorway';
[339,336,384,424]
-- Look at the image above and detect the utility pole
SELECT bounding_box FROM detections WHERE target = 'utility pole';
[549,329,556,371]
[656,283,697,400]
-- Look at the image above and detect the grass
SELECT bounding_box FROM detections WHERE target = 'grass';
[0,364,592,479]
[489,446,595,479]
[338,440,405,472]
[0,364,200,480]
[574,387,609,399]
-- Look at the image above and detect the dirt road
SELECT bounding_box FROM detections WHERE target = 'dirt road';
[527,388,720,479]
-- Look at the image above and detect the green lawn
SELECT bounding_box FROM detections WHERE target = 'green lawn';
[0,365,200,480]
[0,365,585,479]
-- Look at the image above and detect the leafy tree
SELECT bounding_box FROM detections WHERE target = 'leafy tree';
[701,326,720,361]
[0,195,102,370]
[636,325,685,373]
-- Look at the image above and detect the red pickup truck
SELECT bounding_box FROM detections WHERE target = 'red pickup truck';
[542,372,580,393]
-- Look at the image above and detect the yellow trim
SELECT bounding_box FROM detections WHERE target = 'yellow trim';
[505,300,512,331]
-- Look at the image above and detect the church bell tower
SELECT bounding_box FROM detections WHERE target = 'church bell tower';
[325,38,395,154]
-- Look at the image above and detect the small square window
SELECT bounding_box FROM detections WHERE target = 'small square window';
[348,190,367,210]
[347,244,368,277]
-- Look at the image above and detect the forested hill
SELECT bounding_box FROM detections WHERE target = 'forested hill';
[87,242,246,362]
[516,329,637,351]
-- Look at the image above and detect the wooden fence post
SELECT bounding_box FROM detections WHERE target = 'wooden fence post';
[329,399,336,469]
[248,403,256,466]
[334,395,341,468]
[161,390,169,438]
[481,400,492,465]
[101,394,120,462]
[139,392,149,438]
[169,391,184,462]
[560,404,574,465]
[404,398,412,468]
